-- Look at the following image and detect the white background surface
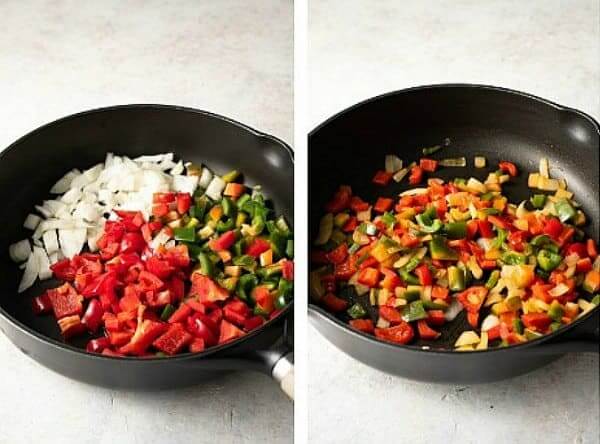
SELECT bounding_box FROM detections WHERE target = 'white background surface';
[309,1,599,443]
[0,1,292,443]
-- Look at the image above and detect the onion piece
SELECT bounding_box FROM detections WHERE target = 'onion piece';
[18,251,39,293]
[34,246,52,280]
[400,188,428,196]
[50,169,80,194]
[439,157,467,167]
[171,160,185,176]
[173,175,199,196]
[42,230,59,256]
[9,240,31,263]
[198,167,213,188]
[59,228,87,258]
[481,314,500,332]
[23,214,42,230]
[549,283,570,297]
[444,299,463,321]
[385,155,403,173]
[205,176,226,201]
[150,229,172,250]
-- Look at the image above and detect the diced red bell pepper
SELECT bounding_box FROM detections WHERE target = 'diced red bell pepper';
[322,293,348,312]
[47,283,83,319]
[169,303,193,323]
[419,158,438,173]
[374,321,414,344]
[176,193,192,215]
[508,230,529,252]
[32,293,53,315]
[466,219,479,239]
[218,320,245,344]
[326,243,348,265]
[414,264,433,286]
[566,242,588,259]
[498,161,518,177]
[253,286,274,314]
[417,319,440,340]
[246,238,271,258]
[349,196,369,212]
[145,256,175,280]
[109,331,133,347]
[374,197,394,213]
[100,242,120,261]
[379,306,403,324]
[372,170,393,187]
[380,267,402,290]
[163,245,190,268]
[576,257,593,273]
[486,325,501,341]
[120,320,167,356]
[153,323,193,355]
[209,230,237,252]
[408,166,423,185]
[138,270,165,292]
[358,256,378,270]
[120,232,146,254]
[334,258,357,281]
[400,233,420,248]
[152,203,169,218]
[587,239,598,259]
[244,315,265,331]
[431,286,450,303]
[282,260,294,281]
[81,299,104,333]
[478,220,494,238]
[190,274,230,303]
[167,277,185,301]
[521,313,552,332]
[342,216,358,233]
[467,311,479,329]
[542,217,563,239]
[426,310,446,326]
[153,192,176,204]
[86,337,111,354]
[57,315,86,338]
[456,286,487,314]
[223,300,251,327]
[50,259,76,281]
[146,289,172,308]
[358,267,380,287]
[189,338,206,353]
[325,185,352,213]
[187,313,218,346]
[349,318,374,333]
[487,215,509,230]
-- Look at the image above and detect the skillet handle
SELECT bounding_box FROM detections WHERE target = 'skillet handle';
[271,352,294,400]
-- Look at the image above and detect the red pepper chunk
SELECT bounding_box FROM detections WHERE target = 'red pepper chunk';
[417,320,440,340]
[374,197,393,213]
[408,166,423,185]
[120,320,167,356]
[282,260,294,281]
[189,338,206,353]
[426,310,446,326]
[456,286,488,314]
[244,315,265,332]
[587,239,598,259]
[32,293,53,315]
[350,196,369,212]
[57,315,86,339]
[380,267,402,290]
[358,267,380,287]
[478,220,494,238]
[372,170,393,187]
[218,320,245,345]
[374,321,414,345]
[223,300,251,327]
[209,230,236,252]
[176,193,192,215]
[246,238,271,258]
[379,306,403,324]
[322,293,348,312]
[153,323,193,355]
[325,185,352,213]
[326,243,348,265]
[47,283,83,319]
[190,274,229,303]
[498,161,518,177]
[81,299,104,333]
[349,318,374,334]
[419,158,438,173]
[521,313,552,332]
[414,264,433,286]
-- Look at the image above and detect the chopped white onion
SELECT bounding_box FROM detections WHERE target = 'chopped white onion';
[9,240,31,263]
[59,228,87,258]
[173,175,199,196]
[171,160,184,175]
[42,230,59,255]
[385,155,403,173]
[34,246,52,280]
[400,188,428,196]
[198,167,213,188]
[481,314,500,332]
[444,299,463,321]
[150,230,171,250]
[205,176,226,201]
[18,251,39,293]
[23,214,42,230]
[50,169,80,194]
[549,283,570,297]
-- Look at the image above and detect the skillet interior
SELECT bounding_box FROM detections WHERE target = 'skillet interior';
[0,105,294,359]
[309,85,599,351]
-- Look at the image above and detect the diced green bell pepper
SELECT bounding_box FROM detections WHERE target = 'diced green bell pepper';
[444,222,467,239]
[403,285,423,302]
[404,255,422,272]
[237,273,259,301]
[222,197,236,217]
[269,230,288,258]
[173,226,196,242]
[549,322,562,332]
[430,235,459,261]
[480,192,495,201]
[399,269,420,285]
[222,170,239,183]
[512,318,524,334]
[236,194,251,210]
[592,294,600,305]
[216,218,235,232]
[257,264,283,279]
[485,270,500,289]
[160,304,175,321]
[401,300,428,322]
[530,194,547,209]
[537,249,562,272]
[548,300,564,321]
[422,300,447,310]
[286,239,294,258]
[524,328,543,341]
[416,215,443,233]
[554,199,576,223]
[492,229,507,249]
[501,251,526,265]
[381,212,396,228]
[233,254,257,270]
[198,252,215,277]
[448,266,466,291]
[347,303,367,319]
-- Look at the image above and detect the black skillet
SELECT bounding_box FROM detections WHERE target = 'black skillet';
[0,105,294,395]
[309,84,599,383]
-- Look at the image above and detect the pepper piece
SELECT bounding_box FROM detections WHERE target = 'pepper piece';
[537,249,562,272]
[554,199,576,223]
[429,235,459,261]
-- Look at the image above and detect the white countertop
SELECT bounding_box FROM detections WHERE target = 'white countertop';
[0,1,292,443]
[309,1,599,443]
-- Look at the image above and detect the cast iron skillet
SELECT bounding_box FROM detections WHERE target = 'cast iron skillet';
[0,105,294,395]
[309,84,599,383]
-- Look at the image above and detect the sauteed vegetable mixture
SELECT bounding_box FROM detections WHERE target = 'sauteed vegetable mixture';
[10,154,293,356]
[311,154,599,350]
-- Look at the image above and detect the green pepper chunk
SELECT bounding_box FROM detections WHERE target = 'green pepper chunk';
[501,251,526,265]
[444,222,467,239]
[537,249,562,272]
[524,328,543,341]
[191,196,209,220]
[403,285,422,302]
[251,215,265,235]
[448,266,466,291]
[416,215,443,233]
[160,304,175,321]
[422,300,447,310]
[492,229,507,249]
[269,230,288,258]
[173,226,196,242]
[401,300,428,322]
[547,301,564,321]
[554,199,576,223]
[422,145,442,155]
[403,255,422,272]
[257,264,283,279]
[549,322,562,332]
[429,235,459,261]
[399,269,420,285]
[286,239,294,258]
[233,254,257,270]
[237,274,258,301]
[530,194,547,209]
[480,192,495,201]
[347,303,367,319]
[236,194,251,210]
[485,270,500,289]
[222,170,239,183]
[197,252,215,277]
[512,318,524,334]
[222,197,236,217]
[381,212,396,228]
[216,218,235,232]
[592,295,600,305]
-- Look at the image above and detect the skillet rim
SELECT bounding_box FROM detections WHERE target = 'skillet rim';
[308,83,600,355]
[0,103,294,362]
